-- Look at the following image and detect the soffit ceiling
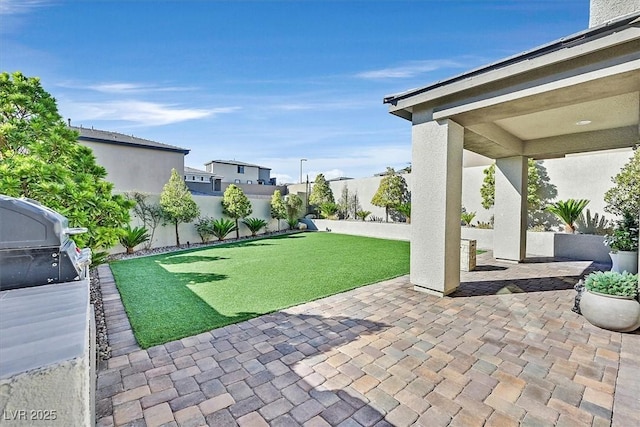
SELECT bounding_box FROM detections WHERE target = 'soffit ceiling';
[388,22,640,160]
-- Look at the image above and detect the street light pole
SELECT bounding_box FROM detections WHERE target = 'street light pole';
[299,158,307,184]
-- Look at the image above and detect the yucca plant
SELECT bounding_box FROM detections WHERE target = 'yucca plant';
[286,217,299,230]
[356,210,371,221]
[461,211,476,227]
[242,217,268,237]
[319,202,339,219]
[546,199,590,233]
[119,225,150,254]
[212,218,238,241]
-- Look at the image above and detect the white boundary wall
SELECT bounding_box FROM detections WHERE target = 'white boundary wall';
[293,149,634,226]
[112,194,283,253]
[305,219,612,263]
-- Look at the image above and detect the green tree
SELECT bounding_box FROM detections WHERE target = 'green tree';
[604,148,640,219]
[0,71,132,250]
[270,189,287,231]
[309,174,334,214]
[371,167,408,222]
[480,160,544,210]
[285,193,303,229]
[125,191,163,249]
[160,168,200,246]
[222,184,252,239]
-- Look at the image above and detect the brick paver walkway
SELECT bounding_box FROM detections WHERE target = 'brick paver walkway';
[96,253,640,427]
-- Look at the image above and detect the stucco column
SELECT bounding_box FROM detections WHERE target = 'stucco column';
[411,110,464,296]
[493,156,528,261]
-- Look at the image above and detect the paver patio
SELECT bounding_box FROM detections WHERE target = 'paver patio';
[96,252,640,427]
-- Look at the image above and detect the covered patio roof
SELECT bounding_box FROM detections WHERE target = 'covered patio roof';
[384,13,640,161]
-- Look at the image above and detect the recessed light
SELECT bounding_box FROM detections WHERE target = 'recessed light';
[576,120,592,126]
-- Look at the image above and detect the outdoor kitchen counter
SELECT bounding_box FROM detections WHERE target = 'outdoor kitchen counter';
[0,279,95,426]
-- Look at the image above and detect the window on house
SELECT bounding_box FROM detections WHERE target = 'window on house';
[234,179,241,184]
[247,180,252,184]
[200,177,204,181]
[237,165,245,174]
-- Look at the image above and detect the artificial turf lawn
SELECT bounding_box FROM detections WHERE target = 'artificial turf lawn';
[110,232,410,348]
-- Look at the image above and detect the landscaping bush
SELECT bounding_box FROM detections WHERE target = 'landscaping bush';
[119,225,150,254]
[242,217,268,236]
[212,218,238,241]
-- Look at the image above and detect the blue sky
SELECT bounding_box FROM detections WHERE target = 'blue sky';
[2,0,589,184]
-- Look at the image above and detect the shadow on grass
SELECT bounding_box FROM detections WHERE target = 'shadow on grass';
[158,255,229,265]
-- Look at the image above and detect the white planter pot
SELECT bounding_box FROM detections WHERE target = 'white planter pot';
[580,290,640,332]
[609,251,639,274]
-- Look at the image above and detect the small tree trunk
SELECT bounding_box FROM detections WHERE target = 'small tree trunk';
[385,207,389,223]
[126,246,134,254]
[174,221,181,247]
[235,218,240,239]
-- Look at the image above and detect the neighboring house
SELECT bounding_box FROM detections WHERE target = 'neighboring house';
[184,166,224,194]
[204,160,275,186]
[74,126,189,194]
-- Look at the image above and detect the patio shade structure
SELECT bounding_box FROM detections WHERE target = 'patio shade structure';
[384,11,640,296]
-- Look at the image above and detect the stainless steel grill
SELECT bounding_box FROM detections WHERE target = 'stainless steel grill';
[0,195,91,290]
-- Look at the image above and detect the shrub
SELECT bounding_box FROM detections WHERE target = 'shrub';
[286,217,299,230]
[477,221,493,229]
[119,225,150,254]
[194,217,214,243]
[584,271,639,298]
[242,217,268,236]
[396,203,411,223]
[604,148,639,219]
[211,218,238,241]
[604,212,639,252]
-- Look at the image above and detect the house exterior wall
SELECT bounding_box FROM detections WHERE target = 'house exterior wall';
[206,162,260,184]
[589,0,640,27]
[80,140,184,194]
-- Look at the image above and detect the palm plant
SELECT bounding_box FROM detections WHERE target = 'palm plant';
[211,218,238,241]
[356,210,371,221]
[119,225,150,254]
[546,199,590,233]
[319,202,339,219]
[286,217,300,230]
[242,217,268,236]
[461,211,476,227]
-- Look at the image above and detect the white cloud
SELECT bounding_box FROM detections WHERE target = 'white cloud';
[356,59,464,79]
[270,173,295,185]
[62,100,240,126]
[57,80,198,94]
[0,0,49,15]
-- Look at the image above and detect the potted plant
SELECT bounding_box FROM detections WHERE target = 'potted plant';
[579,271,640,332]
[604,212,638,274]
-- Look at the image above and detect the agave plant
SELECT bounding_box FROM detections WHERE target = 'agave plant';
[242,217,268,236]
[546,199,590,233]
[119,224,150,254]
[212,218,238,241]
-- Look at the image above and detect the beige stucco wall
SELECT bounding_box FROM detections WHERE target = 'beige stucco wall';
[114,194,282,253]
[294,148,632,228]
[81,141,185,194]
[589,0,640,27]
[0,358,92,427]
